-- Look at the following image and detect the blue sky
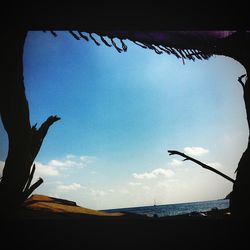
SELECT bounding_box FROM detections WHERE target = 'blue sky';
[0,31,248,209]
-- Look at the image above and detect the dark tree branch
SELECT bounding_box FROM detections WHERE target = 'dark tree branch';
[100,35,112,47]
[120,39,127,51]
[77,31,89,41]
[50,31,58,37]
[133,41,148,49]
[22,178,44,201]
[111,38,123,53]
[31,115,61,162]
[168,150,235,183]
[89,33,100,46]
[68,31,80,40]
[23,164,36,192]
[12,115,61,203]
[238,74,247,90]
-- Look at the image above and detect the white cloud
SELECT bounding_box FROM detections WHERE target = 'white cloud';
[80,156,96,163]
[142,185,150,191]
[90,189,108,197]
[49,155,96,169]
[128,182,142,186]
[65,160,81,167]
[35,161,59,176]
[0,160,59,179]
[0,153,97,182]
[57,182,82,191]
[157,181,170,188]
[66,154,76,159]
[158,179,178,188]
[133,168,175,180]
[49,159,80,168]
[120,188,129,194]
[184,147,209,157]
[0,154,96,180]
[49,159,67,167]
[48,193,60,198]
[170,159,183,166]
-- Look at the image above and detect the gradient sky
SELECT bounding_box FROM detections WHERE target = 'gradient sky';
[0,31,248,210]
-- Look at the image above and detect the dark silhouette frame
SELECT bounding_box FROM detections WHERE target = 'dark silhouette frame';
[0,6,249,220]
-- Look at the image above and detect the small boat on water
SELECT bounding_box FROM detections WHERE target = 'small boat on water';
[153,199,158,218]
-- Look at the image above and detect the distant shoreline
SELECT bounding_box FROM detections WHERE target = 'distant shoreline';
[0,195,230,220]
[102,198,229,211]
[102,199,230,218]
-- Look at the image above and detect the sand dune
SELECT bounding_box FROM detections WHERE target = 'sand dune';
[22,194,126,218]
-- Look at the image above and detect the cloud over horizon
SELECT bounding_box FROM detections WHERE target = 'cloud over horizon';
[33,154,97,180]
[184,147,209,157]
[0,154,97,180]
[49,155,96,169]
[35,161,59,176]
[133,168,175,180]
[57,182,83,191]
[169,159,183,166]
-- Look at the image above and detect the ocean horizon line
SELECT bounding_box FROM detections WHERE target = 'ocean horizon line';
[101,198,228,212]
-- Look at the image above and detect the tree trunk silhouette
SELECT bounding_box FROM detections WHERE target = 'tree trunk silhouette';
[230,68,250,218]
[0,30,31,210]
[0,30,60,212]
[215,32,250,217]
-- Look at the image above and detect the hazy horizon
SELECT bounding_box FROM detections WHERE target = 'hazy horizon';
[0,31,248,210]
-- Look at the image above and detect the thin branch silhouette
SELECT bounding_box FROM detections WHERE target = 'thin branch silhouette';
[168,150,235,183]
[238,74,247,90]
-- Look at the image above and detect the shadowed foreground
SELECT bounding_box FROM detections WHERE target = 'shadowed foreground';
[1,195,249,249]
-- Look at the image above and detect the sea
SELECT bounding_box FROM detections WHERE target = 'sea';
[103,199,230,218]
